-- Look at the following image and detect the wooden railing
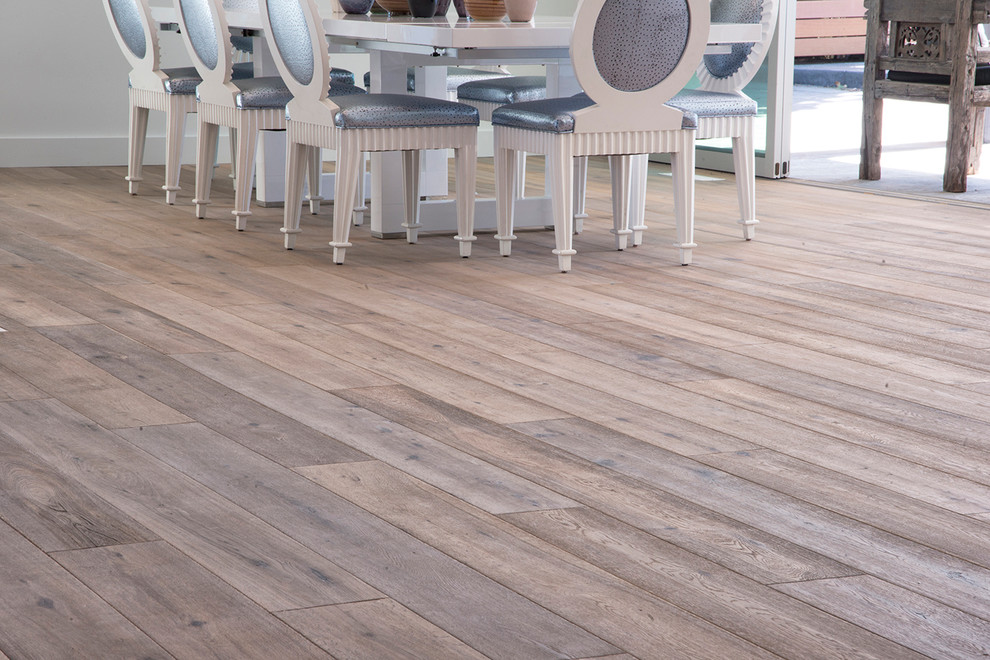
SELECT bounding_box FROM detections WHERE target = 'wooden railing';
[796,0,867,57]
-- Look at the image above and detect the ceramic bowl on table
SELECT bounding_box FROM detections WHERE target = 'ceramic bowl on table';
[407,0,438,15]
[463,0,505,20]
[373,0,411,13]
[338,0,375,13]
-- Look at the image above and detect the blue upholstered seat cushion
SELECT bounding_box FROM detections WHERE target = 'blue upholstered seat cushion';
[666,89,758,117]
[330,67,357,86]
[332,94,480,129]
[159,62,253,94]
[363,67,510,92]
[457,76,548,105]
[233,76,293,109]
[491,94,698,133]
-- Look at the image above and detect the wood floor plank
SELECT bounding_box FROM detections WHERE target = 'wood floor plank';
[0,518,169,659]
[0,327,191,429]
[53,541,330,659]
[0,281,94,327]
[301,459,776,660]
[0,363,46,402]
[678,377,990,487]
[576,320,990,446]
[226,301,563,424]
[503,507,924,659]
[0,436,157,552]
[0,399,382,612]
[116,423,622,660]
[38,323,368,467]
[341,385,856,584]
[102,282,393,391]
[277,599,489,660]
[175,350,579,515]
[774,575,990,660]
[698,448,990,569]
[512,418,990,618]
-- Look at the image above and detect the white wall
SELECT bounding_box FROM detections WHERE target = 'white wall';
[0,0,574,168]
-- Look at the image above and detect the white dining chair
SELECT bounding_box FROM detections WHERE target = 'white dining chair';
[259,0,480,264]
[173,0,363,230]
[491,0,709,272]
[664,0,779,242]
[103,0,248,204]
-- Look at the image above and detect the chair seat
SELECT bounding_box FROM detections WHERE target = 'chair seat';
[331,67,357,86]
[457,76,548,105]
[667,89,758,117]
[362,66,510,92]
[492,94,698,133]
[233,76,293,109]
[332,93,480,129]
[887,64,990,87]
[158,62,253,95]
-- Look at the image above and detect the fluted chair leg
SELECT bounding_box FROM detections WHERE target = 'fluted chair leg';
[193,120,220,219]
[281,141,310,250]
[352,153,368,226]
[306,146,324,215]
[401,150,422,244]
[494,141,518,257]
[127,103,150,195]
[454,141,478,258]
[608,155,634,251]
[629,154,649,246]
[330,134,362,264]
[163,98,188,205]
[232,123,259,231]
[573,155,589,234]
[671,133,697,265]
[549,140,576,272]
[733,119,757,240]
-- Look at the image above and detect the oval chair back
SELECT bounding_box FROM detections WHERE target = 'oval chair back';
[174,0,237,104]
[696,0,780,93]
[569,0,710,132]
[260,0,333,125]
[104,0,163,90]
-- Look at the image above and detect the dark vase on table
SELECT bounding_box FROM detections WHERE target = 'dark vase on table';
[434,0,452,15]
[453,0,468,17]
[407,0,438,16]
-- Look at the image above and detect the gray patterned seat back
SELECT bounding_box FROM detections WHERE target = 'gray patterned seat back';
[262,0,330,105]
[591,0,691,93]
[178,0,221,71]
[696,0,779,93]
[104,0,160,82]
[568,0,708,129]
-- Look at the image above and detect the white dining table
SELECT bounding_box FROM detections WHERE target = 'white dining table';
[154,7,761,238]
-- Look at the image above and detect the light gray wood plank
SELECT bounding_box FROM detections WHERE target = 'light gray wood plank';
[38,323,368,467]
[0,400,382,612]
[278,599,490,660]
[53,541,331,659]
[115,419,622,660]
[301,459,776,660]
[175,350,579,514]
[343,385,857,584]
[0,436,157,551]
[503,507,924,659]
[0,518,169,659]
[775,575,990,659]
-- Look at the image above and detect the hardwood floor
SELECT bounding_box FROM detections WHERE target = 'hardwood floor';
[1,158,989,659]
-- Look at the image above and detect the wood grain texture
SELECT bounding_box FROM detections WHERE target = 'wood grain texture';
[53,541,330,658]
[2,161,990,656]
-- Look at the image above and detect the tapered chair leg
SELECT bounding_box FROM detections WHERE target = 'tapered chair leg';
[629,154,649,246]
[453,141,478,258]
[193,120,220,219]
[306,146,324,215]
[608,155,633,251]
[163,98,189,205]
[401,150,422,244]
[232,124,259,230]
[330,134,362,264]
[573,155,589,234]
[127,102,150,195]
[670,133,697,265]
[733,119,758,240]
[281,141,311,250]
[494,140,518,257]
[548,139,576,272]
